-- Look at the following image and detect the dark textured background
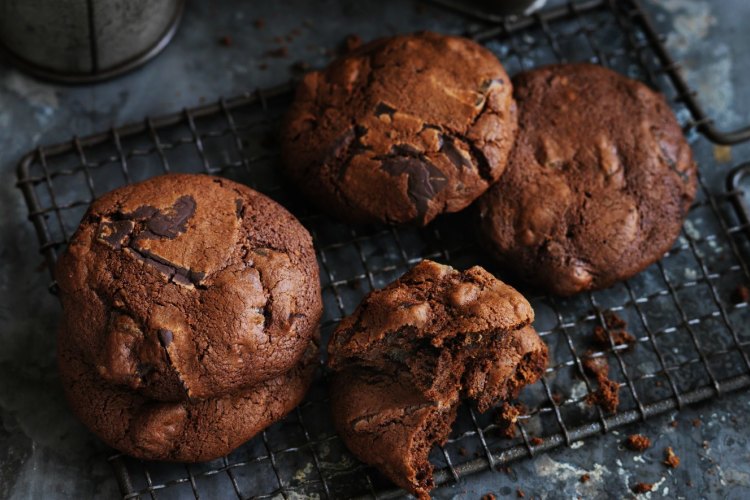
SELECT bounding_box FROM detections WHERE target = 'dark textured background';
[1,0,749,498]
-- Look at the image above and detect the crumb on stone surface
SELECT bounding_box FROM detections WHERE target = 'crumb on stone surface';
[458,446,468,457]
[625,434,651,452]
[692,418,701,427]
[632,482,653,494]
[253,18,265,29]
[481,494,496,500]
[670,419,678,428]
[218,35,232,47]
[516,488,525,498]
[530,437,543,446]
[664,447,680,468]
[580,473,590,483]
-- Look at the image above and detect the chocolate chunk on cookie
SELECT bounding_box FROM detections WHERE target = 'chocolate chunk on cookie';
[58,326,319,462]
[56,174,322,401]
[281,32,518,225]
[478,63,697,296]
[328,261,547,498]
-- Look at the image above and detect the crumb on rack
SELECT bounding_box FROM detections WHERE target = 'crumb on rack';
[497,402,522,438]
[592,311,634,347]
[583,351,620,413]
[580,473,590,483]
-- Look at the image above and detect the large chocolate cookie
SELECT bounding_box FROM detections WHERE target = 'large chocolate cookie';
[56,174,322,401]
[327,261,547,498]
[281,32,518,225]
[59,326,318,462]
[478,64,697,296]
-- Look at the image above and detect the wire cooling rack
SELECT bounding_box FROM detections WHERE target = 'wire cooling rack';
[15,0,750,498]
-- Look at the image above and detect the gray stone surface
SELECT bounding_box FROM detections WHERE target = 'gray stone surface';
[0,0,748,498]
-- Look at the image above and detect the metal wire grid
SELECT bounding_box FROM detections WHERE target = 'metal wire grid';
[14,0,750,498]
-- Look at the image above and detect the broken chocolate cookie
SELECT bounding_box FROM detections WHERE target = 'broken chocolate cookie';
[328,260,547,498]
[281,32,518,225]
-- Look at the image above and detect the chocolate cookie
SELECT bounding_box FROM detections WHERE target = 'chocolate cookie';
[478,63,697,296]
[56,174,322,401]
[58,326,318,462]
[281,32,518,225]
[327,261,547,498]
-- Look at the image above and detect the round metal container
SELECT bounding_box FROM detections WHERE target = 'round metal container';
[0,0,185,84]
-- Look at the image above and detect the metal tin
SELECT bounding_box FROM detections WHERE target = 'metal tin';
[0,0,185,84]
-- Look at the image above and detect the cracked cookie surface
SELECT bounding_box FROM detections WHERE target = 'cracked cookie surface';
[58,325,318,462]
[478,64,697,296]
[281,32,518,225]
[56,174,322,401]
[327,261,547,498]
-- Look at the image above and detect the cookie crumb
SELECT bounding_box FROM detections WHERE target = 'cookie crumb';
[583,352,620,413]
[481,494,496,500]
[516,488,525,498]
[458,446,468,457]
[497,402,521,438]
[530,437,543,446]
[592,312,634,347]
[580,473,590,483]
[253,18,265,29]
[692,418,701,428]
[670,419,678,428]
[632,482,653,494]
[625,434,651,452]
[218,35,232,47]
[664,447,680,468]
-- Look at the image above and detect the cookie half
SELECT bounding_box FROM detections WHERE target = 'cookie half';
[327,261,547,498]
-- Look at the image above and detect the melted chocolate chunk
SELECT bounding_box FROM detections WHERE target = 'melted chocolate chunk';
[380,153,448,220]
[440,136,472,170]
[97,220,135,249]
